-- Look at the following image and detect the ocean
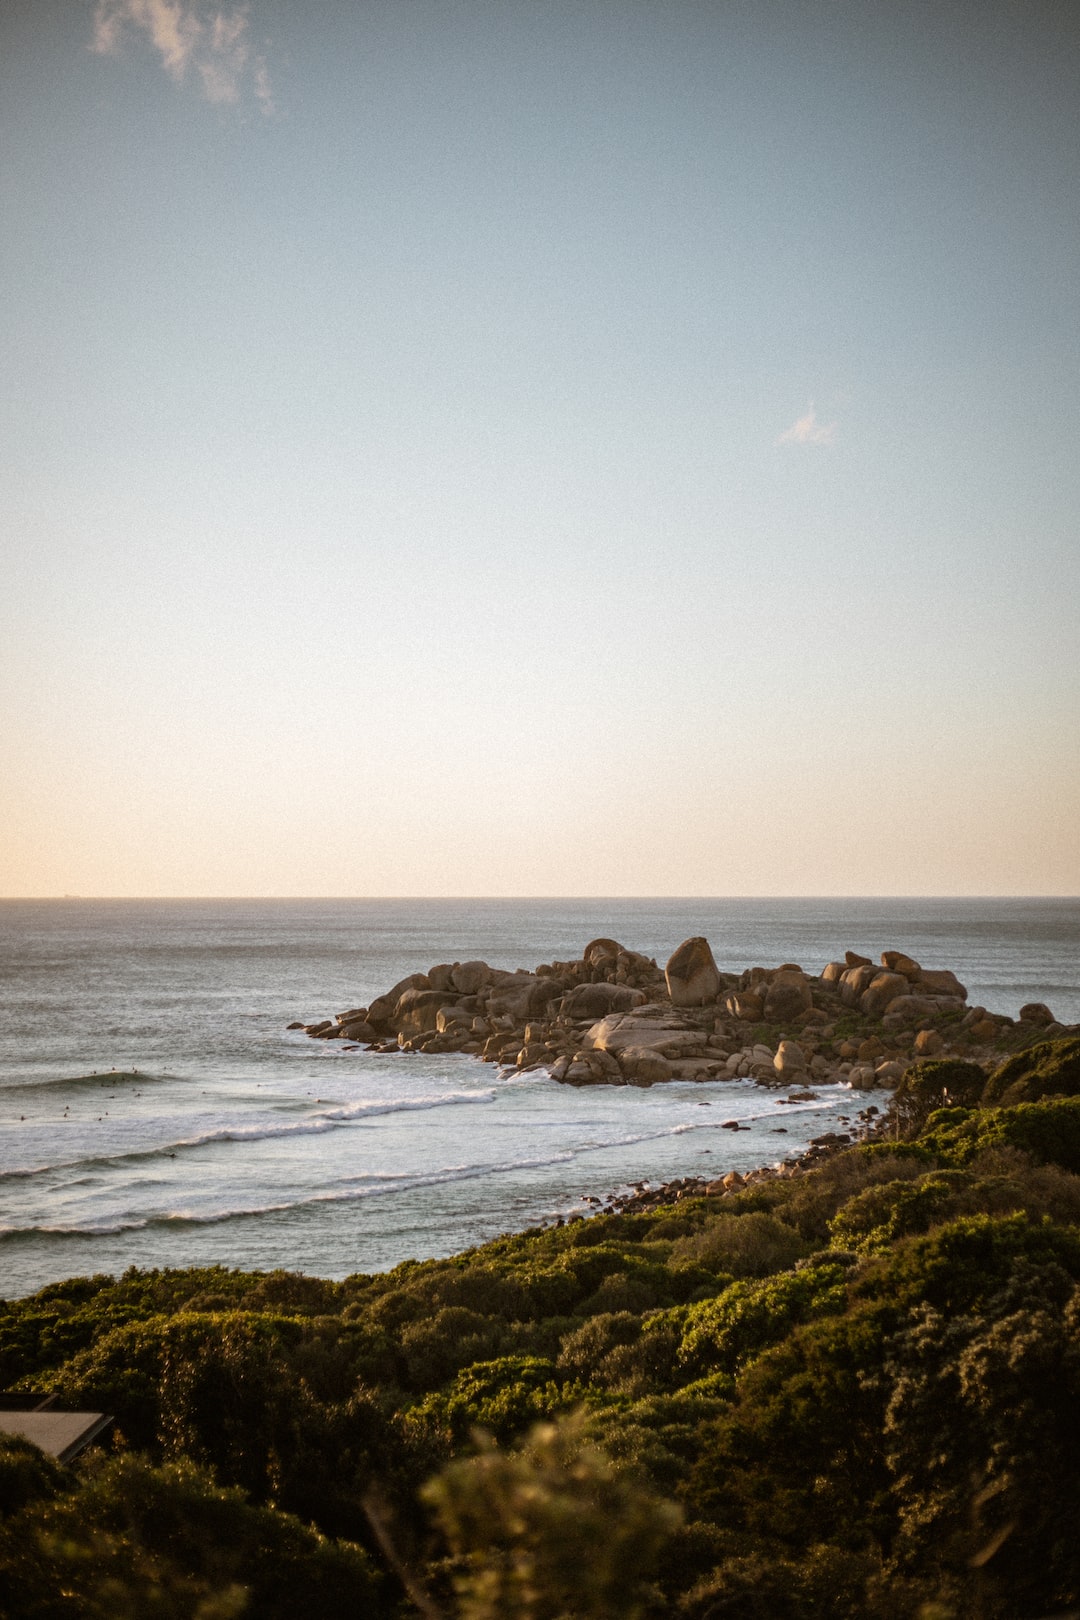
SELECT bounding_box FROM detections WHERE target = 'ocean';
[2,897,1078,1301]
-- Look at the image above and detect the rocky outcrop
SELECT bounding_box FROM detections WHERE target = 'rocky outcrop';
[293,936,1069,1095]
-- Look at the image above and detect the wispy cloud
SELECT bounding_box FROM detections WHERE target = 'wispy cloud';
[91,0,273,113]
[777,402,837,447]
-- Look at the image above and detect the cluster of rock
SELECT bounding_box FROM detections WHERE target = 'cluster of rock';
[291,934,1066,1092]
[598,1125,876,1215]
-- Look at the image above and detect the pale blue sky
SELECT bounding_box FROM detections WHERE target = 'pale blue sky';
[2,0,1078,895]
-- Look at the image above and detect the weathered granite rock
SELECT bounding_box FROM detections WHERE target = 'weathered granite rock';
[913,1028,944,1056]
[666,937,721,1007]
[582,938,624,976]
[584,1014,703,1058]
[845,951,873,968]
[968,1016,999,1043]
[562,982,647,1019]
[722,989,764,1021]
[859,971,910,1018]
[618,1046,673,1085]
[883,993,951,1022]
[451,961,492,995]
[436,1006,470,1034]
[882,950,921,981]
[1019,1002,1055,1026]
[774,1039,806,1076]
[918,968,967,1000]
[764,970,813,1022]
[426,964,457,992]
[839,965,877,1007]
[337,1018,377,1041]
[394,987,450,1035]
[486,973,560,1021]
[820,961,846,985]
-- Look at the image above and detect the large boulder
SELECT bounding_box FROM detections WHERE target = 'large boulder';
[881,950,921,981]
[393,988,451,1035]
[386,972,431,1004]
[773,1039,806,1077]
[584,1014,703,1058]
[820,961,846,985]
[366,972,431,1028]
[763,970,813,1022]
[562,982,646,1019]
[618,1047,674,1086]
[839,965,877,1008]
[337,1018,377,1042]
[1019,1002,1055,1026]
[486,973,557,1021]
[918,968,968,1001]
[451,961,492,995]
[859,971,911,1019]
[883,993,955,1022]
[581,938,625,980]
[666,937,721,1007]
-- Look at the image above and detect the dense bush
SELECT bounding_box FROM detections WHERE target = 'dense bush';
[981,1033,1080,1106]
[5,1069,1080,1616]
[0,1441,384,1618]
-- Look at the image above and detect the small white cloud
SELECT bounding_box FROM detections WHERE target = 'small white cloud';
[777,402,837,447]
[91,0,273,113]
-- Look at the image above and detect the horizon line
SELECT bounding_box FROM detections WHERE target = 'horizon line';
[2,894,1078,904]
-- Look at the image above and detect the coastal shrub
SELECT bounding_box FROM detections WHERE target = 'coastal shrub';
[919,1095,1080,1173]
[669,1210,809,1278]
[854,1212,1080,1317]
[981,1034,1080,1107]
[407,1356,582,1444]
[0,1267,289,1390]
[674,1544,912,1620]
[890,1058,987,1137]
[676,1259,851,1379]
[0,1433,65,1517]
[586,1389,735,1490]
[557,1311,682,1394]
[880,1287,1080,1611]
[774,1143,929,1242]
[399,1306,506,1389]
[829,1172,971,1252]
[422,1414,681,1620]
[0,1450,385,1619]
[684,1301,898,1547]
[826,1154,1080,1253]
[556,1311,641,1378]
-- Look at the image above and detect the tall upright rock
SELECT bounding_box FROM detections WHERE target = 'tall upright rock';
[665,936,721,1007]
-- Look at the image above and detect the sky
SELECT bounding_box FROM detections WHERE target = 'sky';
[1,0,1078,897]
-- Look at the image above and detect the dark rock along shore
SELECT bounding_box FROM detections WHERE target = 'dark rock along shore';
[291,935,1075,1205]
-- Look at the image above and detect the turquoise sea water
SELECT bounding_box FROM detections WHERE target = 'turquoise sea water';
[1,898,1077,1300]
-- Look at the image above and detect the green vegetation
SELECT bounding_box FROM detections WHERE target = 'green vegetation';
[4,1037,1080,1616]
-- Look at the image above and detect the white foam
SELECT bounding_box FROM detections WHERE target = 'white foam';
[0,1088,498,1181]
